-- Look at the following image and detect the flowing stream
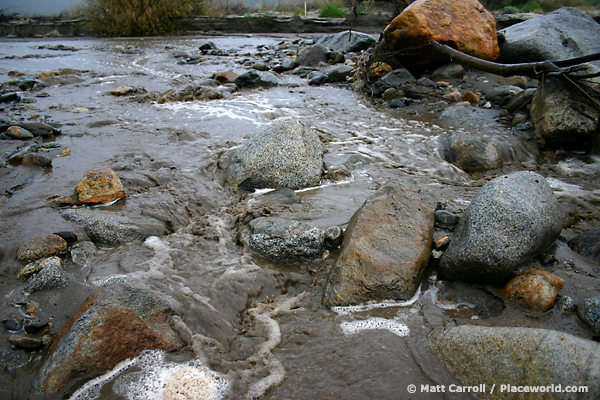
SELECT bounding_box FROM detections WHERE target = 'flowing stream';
[1,35,600,400]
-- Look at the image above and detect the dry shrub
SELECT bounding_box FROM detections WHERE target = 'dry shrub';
[85,0,202,36]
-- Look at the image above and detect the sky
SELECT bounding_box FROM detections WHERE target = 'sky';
[1,0,84,16]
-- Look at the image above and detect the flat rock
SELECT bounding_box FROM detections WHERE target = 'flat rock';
[439,171,564,284]
[74,168,126,205]
[240,217,325,264]
[234,70,278,88]
[315,30,376,54]
[430,325,600,398]
[323,184,435,307]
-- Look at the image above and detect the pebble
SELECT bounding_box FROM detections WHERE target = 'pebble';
[18,256,63,280]
[21,153,52,167]
[5,126,34,140]
[556,295,575,313]
[8,334,44,350]
[324,226,344,249]
[2,319,24,333]
[72,107,89,113]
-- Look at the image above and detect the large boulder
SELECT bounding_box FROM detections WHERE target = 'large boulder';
[323,184,435,307]
[430,325,600,399]
[530,77,600,151]
[240,217,325,264]
[226,118,323,191]
[315,30,376,54]
[383,0,499,73]
[439,171,563,284]
[31,278,184,397]
[296,44,329,67]
[499,7,600,73]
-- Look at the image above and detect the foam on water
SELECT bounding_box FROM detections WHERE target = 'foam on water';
[340,317,410,338]
[330,283,423,316]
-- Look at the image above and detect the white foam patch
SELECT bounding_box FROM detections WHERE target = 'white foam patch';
[545,177,583,192]
[340,317,410,338]
[331,284,422,316]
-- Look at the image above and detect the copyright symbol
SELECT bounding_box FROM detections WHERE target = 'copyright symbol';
[407,384,416,394]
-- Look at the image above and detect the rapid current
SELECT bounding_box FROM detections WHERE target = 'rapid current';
[1,34,600,400]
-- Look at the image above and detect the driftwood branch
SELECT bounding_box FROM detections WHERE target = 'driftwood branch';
[429,41,563,77]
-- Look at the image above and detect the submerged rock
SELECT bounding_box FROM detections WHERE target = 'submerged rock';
[226,118,323,191]
[504,269,564,312]
[16,234,67,262]
[430,325,600,398]
[240,217,325,264]
[442,133,503,173]
[439,171,563,284]
[323,184,435,307]
[383,0,499,73]
[568,228,600,263]
[234,70,278,88]
[436,281,504,318]
[31,278,184,397]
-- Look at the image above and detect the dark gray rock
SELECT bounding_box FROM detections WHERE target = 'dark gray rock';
[389,100,406,108]
[316,30,376,54]
[568,228,600,263]
[15,122,58,137]
[24,262,70,293]
[297,44,329,66]
[309,74,330,86]
[430,325,600,398]
[505,87,536,113]
[323,184,435,307]
[434,209,460,228]
[0,348,31,370]
[235,70,278,88]
[59,208,156,244]
[324,226,344,250]
[482,85,523,105]
[577,296,600,335]
[499,7,600,75]
[240,217,325,264]
[439,171,564,284]
[431,63,466,80]
[280,57,299,71]
[530,76,599,149]
[380,68,417,87]
[226,118,323,191]
[442,133,503,173]
[327,65,354,82]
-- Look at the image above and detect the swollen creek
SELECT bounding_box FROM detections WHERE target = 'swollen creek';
[1,35,600,400]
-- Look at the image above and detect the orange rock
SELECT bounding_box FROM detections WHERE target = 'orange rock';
[60,148,71,157]
[383,0,499,72]
[38,71,56,79]
[75,168,126,204]
[212,70,238,84]
[462,90,480,103]
[368,62,393,79]
[6,126,34,140]
[504,269,564,312]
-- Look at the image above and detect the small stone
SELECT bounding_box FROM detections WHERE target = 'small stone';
[53,231,78,244]
[8,334,44,350]
[324,164,351,181]
[2,319,23,333]
[462,91,480,103]
[111,86,133,96]
[577,296,600,335]
[556,295,575,313]
[16,234,68,262]
[389,100,406,108]
[72,107,89,113]
[74,168,126,205]
[443,92,463,102]
[24,321,51,334]
[60,148,71,156]
[21,153,52,167]
[434,210,460,228]
[309,74,330,86]
[70,241,97,266]
[24,263,70,293]
[24,302,40,317]
[38,71,56,79]
[434,235,450,249]
[18,256,63,280]
[324,226,344,249]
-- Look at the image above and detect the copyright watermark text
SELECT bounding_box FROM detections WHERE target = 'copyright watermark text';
[407,383,589,394]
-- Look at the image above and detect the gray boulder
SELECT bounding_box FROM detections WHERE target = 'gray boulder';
[240,217,325,264]
[380,68,417,87]
[442,133,503,173]
[235,70,278,88]
[438,105,502,128]
[297,44,329,66]
[439,171,563,284]
[316,30,376,54]
[323,184,435,307]
[327,64,354,82]
[226,118,323,191]
[60,208,163,244]
[530,76,599,150]
[430,325,600,399]
[499,7,600,74]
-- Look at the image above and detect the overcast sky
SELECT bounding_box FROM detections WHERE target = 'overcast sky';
[1,0,83,16]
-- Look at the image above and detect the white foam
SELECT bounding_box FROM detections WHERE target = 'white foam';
[340,317,410,337]
[331,284,422,316]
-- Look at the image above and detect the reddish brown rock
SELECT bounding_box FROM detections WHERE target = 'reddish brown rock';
[462,91,480,103]
[16,234,67,262]
[31,280,184,396]
[74,168,126,204]
[323,184,435,307]
[212,70,238,84]
[38,71,56,79]
[383,0,499,73]
[504,269,564,312]
[111,85,133,96]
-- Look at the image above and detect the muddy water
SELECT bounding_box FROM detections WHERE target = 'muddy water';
[1,35,600,400]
